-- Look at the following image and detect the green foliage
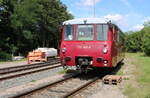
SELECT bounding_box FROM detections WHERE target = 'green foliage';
[125,31,143,52]
[125,21,150,56]
[0,51,11,61]
[58,69,79,74]
[0,0,73,60]
[0,0,15,54]
[143,28,150,56]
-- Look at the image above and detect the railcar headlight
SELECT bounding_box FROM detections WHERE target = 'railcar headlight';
[103,48,108,54]
[62,48,67,53]
[103,60,108,64]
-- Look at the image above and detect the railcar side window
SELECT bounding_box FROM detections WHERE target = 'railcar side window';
[117,30,120,42]
[76,25,94,40]
[64,25,74,40]
[96,24,108,40]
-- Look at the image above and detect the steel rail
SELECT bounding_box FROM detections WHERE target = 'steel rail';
[17,72,103,98]
[62,76,101,98]
[13,63,122,98]
[13,73,80,98]
[0,58,59,69]
[62,63,123,98]
[0,64,62,81]
[0,59,60,75]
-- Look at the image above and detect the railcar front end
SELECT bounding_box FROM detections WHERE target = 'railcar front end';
[60,18,124,71]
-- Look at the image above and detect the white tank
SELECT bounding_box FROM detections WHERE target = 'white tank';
[37,48,57,57]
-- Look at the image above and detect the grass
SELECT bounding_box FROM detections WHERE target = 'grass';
[31,80,36,82]
[117,70,124,75]
[0,58,26,64]
[58,69,79,74]
[124,84,149,98]
[124,53,150,98]
[117,66,124,75]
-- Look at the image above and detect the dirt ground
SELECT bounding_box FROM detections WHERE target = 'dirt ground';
[90,56,137,98]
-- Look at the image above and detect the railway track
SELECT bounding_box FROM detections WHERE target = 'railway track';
[16,64,122,98]
[62,76,101,98]
[0,58,60,74]
[0,58,61,81]
[17,71,106,98]
[0,63,122,98]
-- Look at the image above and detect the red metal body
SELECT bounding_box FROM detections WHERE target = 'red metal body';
[60,21,125,68]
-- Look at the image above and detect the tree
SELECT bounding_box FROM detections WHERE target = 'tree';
[125,21,150,56]
[142,23,150,56]
[125,31,143,52]
[11,0,43,55]
[0,0,15,60]
[0,0,73,60]
[36,0,73,48]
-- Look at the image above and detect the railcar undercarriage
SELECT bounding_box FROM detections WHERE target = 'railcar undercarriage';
[62,56,94,73]
[75,57,93,73]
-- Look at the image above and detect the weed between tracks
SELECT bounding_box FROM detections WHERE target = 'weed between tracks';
[31,80,36,82]
[117,68,124,75]
[58,69,79,74]
[124,53,150,98]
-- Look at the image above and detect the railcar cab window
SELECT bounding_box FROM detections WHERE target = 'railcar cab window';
[76,25,94,41]
[64,25,74,40]
[96,24,108,40]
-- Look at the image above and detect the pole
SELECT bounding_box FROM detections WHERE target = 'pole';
[93,0,95,17]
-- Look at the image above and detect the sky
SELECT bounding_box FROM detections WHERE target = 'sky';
[60,0,150,32]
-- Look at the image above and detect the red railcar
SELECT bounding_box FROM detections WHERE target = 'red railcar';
[60,18,125,71]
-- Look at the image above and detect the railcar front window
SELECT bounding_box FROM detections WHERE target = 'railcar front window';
[96,24,108,40]
[64,25,74,40]
[77,25,94,40]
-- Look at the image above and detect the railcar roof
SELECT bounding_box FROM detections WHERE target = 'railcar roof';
[63,18,115,25]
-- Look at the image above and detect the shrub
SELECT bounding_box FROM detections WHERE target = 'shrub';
[143,32,150,56]
[0,51,12,61]
[125,31,143,52]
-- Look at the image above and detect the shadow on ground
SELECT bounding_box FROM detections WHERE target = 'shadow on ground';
[62,61,124,81]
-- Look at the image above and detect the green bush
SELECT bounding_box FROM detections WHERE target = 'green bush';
[125,21,150,56]
[0,51,12,61]
[143,32,150,56]
[125,31,143,52]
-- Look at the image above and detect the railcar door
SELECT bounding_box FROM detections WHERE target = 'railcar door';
[111,25,118,67]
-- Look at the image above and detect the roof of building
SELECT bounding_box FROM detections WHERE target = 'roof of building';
[63,18,115,25]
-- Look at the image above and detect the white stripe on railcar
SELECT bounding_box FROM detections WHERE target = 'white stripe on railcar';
[63,18,115,25]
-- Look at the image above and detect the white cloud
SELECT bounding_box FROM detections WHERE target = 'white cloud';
[103,14,128,26]
[143,17,150,22]
[131,24,144,31]
[68,10,73,14]
[81,0,101,6]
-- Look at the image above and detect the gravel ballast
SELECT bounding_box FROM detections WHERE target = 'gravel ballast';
[0,73,76,98]
[0,66,64,91]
